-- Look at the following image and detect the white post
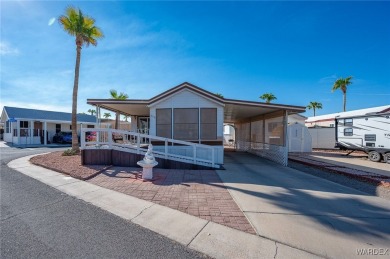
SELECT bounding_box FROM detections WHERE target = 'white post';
[80,128,85,149]
[137,133,141,154]
[284,110,288,166]
[30,120,34,144]
[108,129,113,148]
[44,121,47,145]
[16,120,20,144]
[165,139,168,159]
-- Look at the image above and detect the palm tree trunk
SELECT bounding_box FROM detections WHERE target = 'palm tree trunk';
[72,44,82,152]
[115,112,119,129]
[343,92,347,112]
[314,108,316,117]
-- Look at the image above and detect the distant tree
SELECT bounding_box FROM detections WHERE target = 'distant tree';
[214,93,224,98]
[307,101,323,117]
[259,93,277,103]
[123,115,129,122]
[58,6,103,152]
[87,109,96,116]
[78,112,87,115]
[109,89,128,129]
[103,113,111,119]
[332,76,353,112]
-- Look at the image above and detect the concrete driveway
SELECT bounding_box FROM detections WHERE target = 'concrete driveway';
[218,152,390,259]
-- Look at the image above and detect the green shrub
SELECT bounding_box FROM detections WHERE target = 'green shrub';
[62,149,78,156]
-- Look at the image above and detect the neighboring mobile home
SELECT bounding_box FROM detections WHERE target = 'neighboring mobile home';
[87,82,305,166]
[0,106,99,145]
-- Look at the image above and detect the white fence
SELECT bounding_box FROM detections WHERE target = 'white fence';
[308,127,336,149]
[80,128,221,168]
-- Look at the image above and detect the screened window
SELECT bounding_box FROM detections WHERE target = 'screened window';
[156,109,172,138]
[56,124,61,133]
[200,108,217,140]
[344,128,353,136]
[344,118,353,126]
[173,108,198,140]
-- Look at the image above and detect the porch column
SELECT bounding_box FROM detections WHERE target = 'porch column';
[17,120,20,145]
[44,121,47,145]
[30,120,34,144]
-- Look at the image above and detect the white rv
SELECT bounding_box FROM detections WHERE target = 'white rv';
[335,111,390,162]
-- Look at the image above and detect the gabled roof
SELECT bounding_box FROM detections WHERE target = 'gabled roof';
[2,106,97,123]
[148,82,224,105]
[87,82,306,121]
[306,105,390,123]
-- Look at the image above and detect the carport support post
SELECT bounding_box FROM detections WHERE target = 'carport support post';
[44,121,47,145]
[283,110,288,166]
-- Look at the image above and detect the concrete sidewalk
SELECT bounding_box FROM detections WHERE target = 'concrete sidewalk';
[8,155,318,259]
[219,152,390,259]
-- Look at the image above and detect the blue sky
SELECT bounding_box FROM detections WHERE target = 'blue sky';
[1,1,389,118]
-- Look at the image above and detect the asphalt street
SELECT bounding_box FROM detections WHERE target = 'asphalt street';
[0,147,207,259]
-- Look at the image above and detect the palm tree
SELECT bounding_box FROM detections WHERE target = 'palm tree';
[259,93,277,103]
[109,89,128,129]
[307,102,323,117]
[103,113,111,119]
[214,93,224,98]
[87,109,96,116]
[332,76,353,112]
[58,7,103,152]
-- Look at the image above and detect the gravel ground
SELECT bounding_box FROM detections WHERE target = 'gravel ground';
[30,151,110,180]
[288,160,390,200]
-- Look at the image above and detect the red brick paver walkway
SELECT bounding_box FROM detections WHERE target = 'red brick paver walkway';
[87,167,256,234]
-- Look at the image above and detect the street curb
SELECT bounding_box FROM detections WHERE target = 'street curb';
[288,157,390,188]
[8,155,322,259]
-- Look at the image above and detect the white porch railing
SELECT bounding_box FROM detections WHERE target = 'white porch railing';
[80,128,219,168]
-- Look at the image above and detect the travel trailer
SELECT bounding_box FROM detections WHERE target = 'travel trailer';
[335,111,390,162]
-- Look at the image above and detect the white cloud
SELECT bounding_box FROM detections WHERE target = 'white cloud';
[318,74,337,84]
[0,41,20,56]
[48,17,56,26]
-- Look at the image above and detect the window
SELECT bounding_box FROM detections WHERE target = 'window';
[200,108,217,140]
[173,108,198,140]
[20,121,28,128]
[87,125,94,128]
[156,109,172,138]
[344,128,353,136]
[344,118,353,126]
[365,134,376,141]
[56,124,61,133]
[329,124,335,128]
[5,121,10,133]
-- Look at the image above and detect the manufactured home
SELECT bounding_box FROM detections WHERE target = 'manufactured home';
[0,106,100,146]
[85,82,305,168]
[336,111,390,162]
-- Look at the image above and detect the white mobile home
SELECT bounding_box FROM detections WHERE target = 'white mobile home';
[87,82,305,167]
[1,106,99,145]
